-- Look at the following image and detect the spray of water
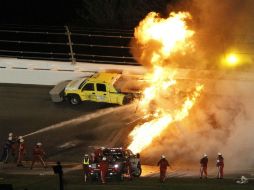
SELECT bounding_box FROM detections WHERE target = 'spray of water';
[23,104,134,138]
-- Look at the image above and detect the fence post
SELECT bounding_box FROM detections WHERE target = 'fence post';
[65,25,76,65]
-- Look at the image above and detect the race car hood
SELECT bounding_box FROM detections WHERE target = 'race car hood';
[65,78,86,91]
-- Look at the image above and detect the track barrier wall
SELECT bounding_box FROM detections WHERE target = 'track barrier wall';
[0,58,144,85]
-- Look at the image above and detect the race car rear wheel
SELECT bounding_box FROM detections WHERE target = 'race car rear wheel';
[68,95,81,105]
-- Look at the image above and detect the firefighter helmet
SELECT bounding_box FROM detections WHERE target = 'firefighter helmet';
[102,156,107,161]
[161,155,165,159]
[218,152,222,156]
[37,142,42,146]
[204,154,207,157]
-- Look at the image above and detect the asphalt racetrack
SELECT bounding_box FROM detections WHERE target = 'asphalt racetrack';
[1,84,254,190]
[0,84,139,162]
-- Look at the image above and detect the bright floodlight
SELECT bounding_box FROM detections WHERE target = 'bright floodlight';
[226,54,239,66]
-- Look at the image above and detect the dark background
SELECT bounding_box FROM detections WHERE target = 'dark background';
[0,0,77,26]
[0,0,180,28]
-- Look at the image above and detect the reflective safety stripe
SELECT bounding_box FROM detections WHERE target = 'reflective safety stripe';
[83,158,89,165]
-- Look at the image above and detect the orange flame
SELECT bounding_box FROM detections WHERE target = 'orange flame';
[135,12,194,65]
[128,84,203,154]
[128,11,203,154]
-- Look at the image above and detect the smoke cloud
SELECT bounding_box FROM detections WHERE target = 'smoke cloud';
[129,0,254,171]
[142,79,254,170]
[190,0,254,69]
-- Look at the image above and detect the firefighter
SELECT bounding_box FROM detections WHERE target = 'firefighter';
[0,137,12,163]
[124,156,132,180]
[216,153,224,179]
[94,147,103,163]
[83,154,90,182]
[30,142,46,169]
[90,152,95,163]
[17,138,26,167]
[10,135,18,160]
[129,153,141,177]
[157,155,171,183]
[99,156,109,184]
[200,154,208,179]
[6,133,17,162]
[136,153,142,173]
[6,133,15,156]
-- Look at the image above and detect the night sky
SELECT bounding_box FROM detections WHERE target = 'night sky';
[0,0,174,27]
[0,0,80,26]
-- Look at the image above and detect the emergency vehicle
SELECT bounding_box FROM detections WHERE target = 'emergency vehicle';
[89,147,141,181]
[49,72,142,105]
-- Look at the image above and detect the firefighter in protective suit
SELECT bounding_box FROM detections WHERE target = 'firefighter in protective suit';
[124,156,132,180]
[0,137,12,163]
[30,142,46,169]
[157,155,171,183]
[17,138,25,167]
[216,153,224,179]
[200,154,208,179]
[136,153,141,174]
[83,154,90,182]
[99,156,109,184]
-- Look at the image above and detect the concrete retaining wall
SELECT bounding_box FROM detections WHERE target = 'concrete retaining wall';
[0,58,144,85]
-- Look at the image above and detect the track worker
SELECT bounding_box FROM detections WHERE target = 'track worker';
[17,138,26,167]
[157,155,171,183]
[124,156,132,180]
[200,154,208,179]
[83,154,90,182]
[10,134,18,160]
[136,153,142,173]
[94,147,103,163]
[30,142,46,169]
[99,156,109,184]
[0,137,12,163]
[216,153,224,179]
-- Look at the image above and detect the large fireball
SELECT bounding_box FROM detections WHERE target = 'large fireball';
[128,12,204,154]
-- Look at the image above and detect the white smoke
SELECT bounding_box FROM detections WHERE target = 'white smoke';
[130,0,254,170]
[141,79,254,170]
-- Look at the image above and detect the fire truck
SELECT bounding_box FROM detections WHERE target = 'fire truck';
[49,72,143,105]
[89,147,142,181]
